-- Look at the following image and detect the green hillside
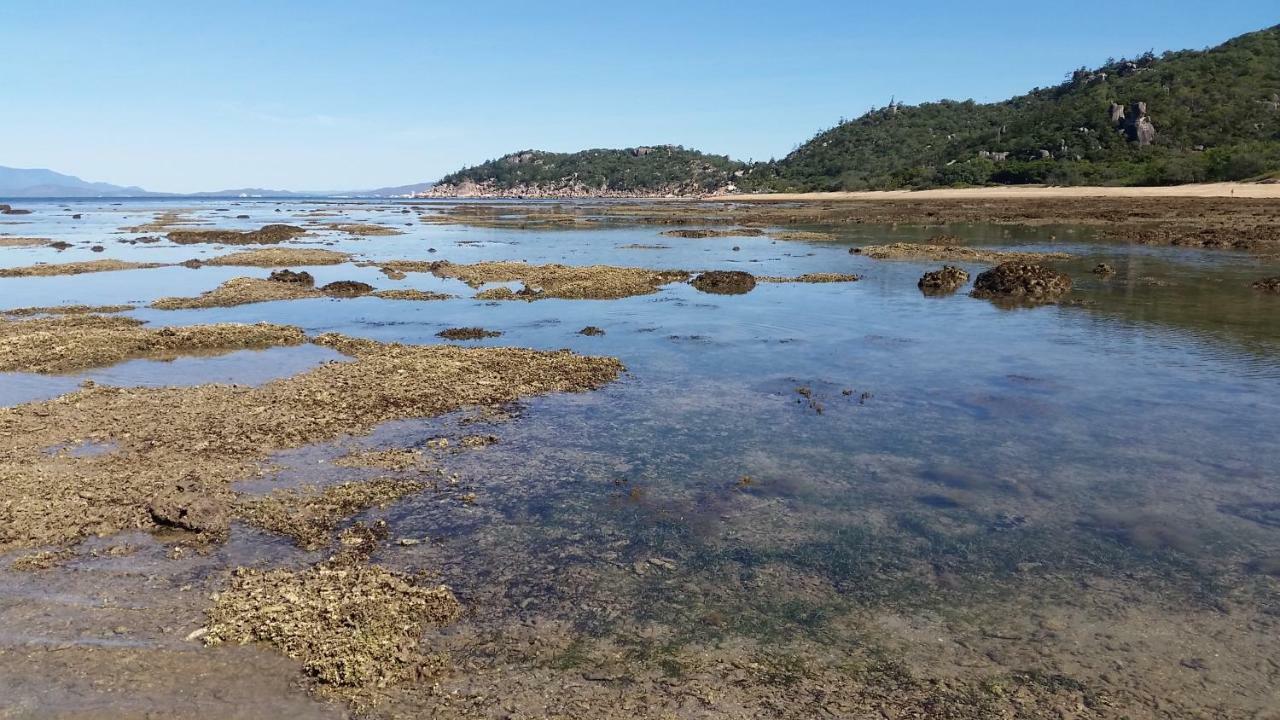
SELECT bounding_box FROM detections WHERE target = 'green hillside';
[432,26,1280,194]
[746,25,1280,191]
[435,146,746,194]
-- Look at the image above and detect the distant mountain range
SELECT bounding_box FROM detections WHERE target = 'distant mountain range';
[0,166,434,199]
[0,166,152,198]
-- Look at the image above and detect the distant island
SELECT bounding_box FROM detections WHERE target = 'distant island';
[425,24,1280,197]
[427,146,747,198]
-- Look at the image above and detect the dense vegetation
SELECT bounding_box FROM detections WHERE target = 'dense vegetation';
[436,146,745,194]
[748,24,1280,191]
[435,26,1280,193]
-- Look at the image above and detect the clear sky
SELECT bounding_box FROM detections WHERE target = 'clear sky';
[1,1,1275,192]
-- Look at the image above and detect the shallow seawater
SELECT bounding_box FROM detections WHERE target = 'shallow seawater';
[2,198,1280,716]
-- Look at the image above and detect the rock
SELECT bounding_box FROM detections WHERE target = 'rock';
[1038,149,1052,159]
[971,263,1073,303]
[1092,263,1116,276]
[148,481,229,535]
[180,259,204,269]
[236,214,250,219]
[1252,276,1280,293]
[917,266,970,295]
[690,270,756,295]
[1109,102,1126,125]
[319,280,374,297]
[2,207,32,215]
[90,245,105,253]
[49,241,72,251]
[72,213,82,219]
[268,269,315,286]
[578,326,605,336]
[1121,101,1156,145]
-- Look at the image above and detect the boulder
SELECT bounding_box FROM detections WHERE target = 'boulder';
[1122,101,1156,146]
[917,266,970,295]
[148,480,229,535]
[1092,263,1116,276]
[268,269,315,286]
[690,270,756,295]
[970,262,1072,303]
[319,280,374,297]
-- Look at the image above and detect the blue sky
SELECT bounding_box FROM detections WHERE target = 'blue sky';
[1,1,1275,192]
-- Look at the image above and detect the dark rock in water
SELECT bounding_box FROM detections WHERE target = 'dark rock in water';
[319,280,374,297]
[437,327,502,340]
[2,206,32,215]
[268,269,315,287]
[1092,263,1116,275]
[49,241,72,251]
[691,270,756,295]
[971,262,1072,302]
[72,213,82,219]
[180,259,204,269]
[0,204,8,213]
[579,326,605,336]
[148,481,229,535]
[236,214,250,219]
[90,245,104,253]
[917,266,970,295]
[1252,276,1280,293]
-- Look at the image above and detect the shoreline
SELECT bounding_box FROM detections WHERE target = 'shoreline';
[708,181,1280,202]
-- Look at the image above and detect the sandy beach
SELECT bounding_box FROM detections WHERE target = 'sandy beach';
[711,181,1280,201]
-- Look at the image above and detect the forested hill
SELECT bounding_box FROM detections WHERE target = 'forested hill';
[746,24,1280,191]
[426,25,1280,195]
[430,146,746,196]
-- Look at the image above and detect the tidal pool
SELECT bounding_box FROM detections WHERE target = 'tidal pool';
[1,198,1278,718]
